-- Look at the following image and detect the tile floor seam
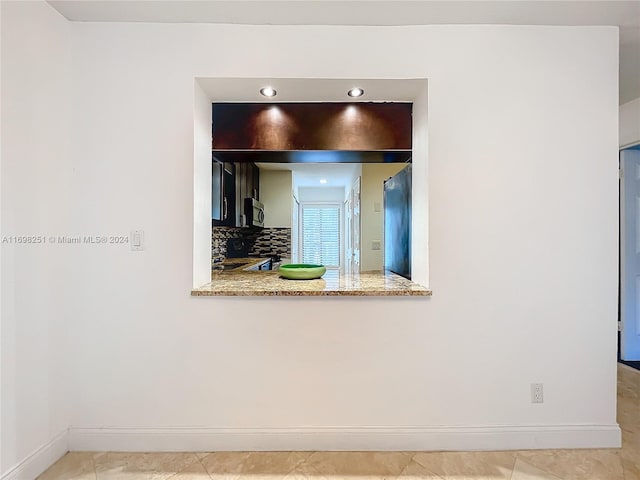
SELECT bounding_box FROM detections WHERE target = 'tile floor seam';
[423,460,448,480]
[513,450,567,479]
[167,453,204,480]
[401,456,447,479]
[521,457,567,480]
[91,453,97,480]
[396,451,421,478]
[507,454,518,480]
[195,454,213,480]
[508,458,516,480]
[283,458,303,477]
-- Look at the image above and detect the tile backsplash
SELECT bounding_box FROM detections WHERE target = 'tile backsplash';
[212,226,291,264]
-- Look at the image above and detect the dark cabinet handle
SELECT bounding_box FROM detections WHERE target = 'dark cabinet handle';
[223,197,228,220]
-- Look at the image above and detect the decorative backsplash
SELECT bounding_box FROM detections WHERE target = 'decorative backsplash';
[251,228,292,258]
[212,226,291,264]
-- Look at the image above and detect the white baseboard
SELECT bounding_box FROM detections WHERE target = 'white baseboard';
[68,424,621,452]
[1,429,68,480]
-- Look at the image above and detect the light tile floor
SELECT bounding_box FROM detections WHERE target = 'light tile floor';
[38,364,640,480]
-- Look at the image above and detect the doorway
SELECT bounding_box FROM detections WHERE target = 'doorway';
[619,144,640,367]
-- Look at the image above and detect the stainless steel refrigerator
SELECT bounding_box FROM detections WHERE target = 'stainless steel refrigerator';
[383,165,412,279]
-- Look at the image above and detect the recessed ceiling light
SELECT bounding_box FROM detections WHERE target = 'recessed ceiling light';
[319,178,328,184]
[347,87,364,98]
[259,86,277,97]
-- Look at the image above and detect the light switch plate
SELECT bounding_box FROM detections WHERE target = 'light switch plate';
[372,240,381,250]
[131,230,144,251]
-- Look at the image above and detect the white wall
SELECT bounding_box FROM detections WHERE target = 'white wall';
[1,2,72,477]
[360,163,407,272]
[298,187,345,203]
[620,97,640,148]
[192,83,212,288]
[260,170,292,228]
[2,5,621,459]
[412,84,429,282]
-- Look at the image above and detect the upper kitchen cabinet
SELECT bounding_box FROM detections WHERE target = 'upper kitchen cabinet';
[251,163,260,199]
[235,162,259,201]
[212,158,236,226]
[213,158,260,227]
[234,162,260,226]
[211,103,412,163]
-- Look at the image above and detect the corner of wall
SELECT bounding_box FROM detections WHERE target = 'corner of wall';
[193,80,213,287]
[620,97,640,148]
[0,430,68,480]
[1,1,72,477]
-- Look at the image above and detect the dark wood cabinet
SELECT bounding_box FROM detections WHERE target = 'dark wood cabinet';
[233,162,260,226]
[243,162,260,202]
[212,103,412,151]
[212,158,235,226]
[234,163,245,227]
[210,103,412,165]
[222,163,236,225]
[251,163,260,200]
[213,158,259,227]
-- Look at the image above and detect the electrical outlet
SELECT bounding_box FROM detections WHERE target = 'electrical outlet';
[531,383,544,404]
[372,240,381,250]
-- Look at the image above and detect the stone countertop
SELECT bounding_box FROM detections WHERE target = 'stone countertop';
[192,270,432,296]
[212,257,271,271]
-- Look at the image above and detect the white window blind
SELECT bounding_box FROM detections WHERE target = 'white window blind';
[301,205,340,267]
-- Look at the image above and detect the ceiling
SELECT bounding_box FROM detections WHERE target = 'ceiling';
[48,1,640,104]
[198,78,426,103]
[257,162,362,189]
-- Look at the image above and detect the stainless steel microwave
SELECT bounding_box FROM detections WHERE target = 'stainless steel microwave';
[244,198,264,228]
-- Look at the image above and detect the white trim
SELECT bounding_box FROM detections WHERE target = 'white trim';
[299,202,343,269]
[1,430,68,480]
[68,424,620,452]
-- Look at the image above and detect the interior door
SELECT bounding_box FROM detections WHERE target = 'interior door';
[620,147,640,360]
[292,195,300,263]
[344,198,352,273]
[350,177,361,273]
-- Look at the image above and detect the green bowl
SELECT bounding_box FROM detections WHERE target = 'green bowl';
[279,264,326,280]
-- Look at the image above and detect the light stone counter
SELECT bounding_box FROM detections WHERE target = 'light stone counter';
[192,270,431,297]
[213,257,271,271]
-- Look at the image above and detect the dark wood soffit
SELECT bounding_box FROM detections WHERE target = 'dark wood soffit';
[212,103,412,151]
[212,150,412,164]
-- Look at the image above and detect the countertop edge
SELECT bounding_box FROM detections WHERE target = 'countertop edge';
[191,271,431,297]
[191,289,432,297]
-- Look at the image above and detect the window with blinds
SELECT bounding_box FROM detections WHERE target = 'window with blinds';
[301,204,341,268]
